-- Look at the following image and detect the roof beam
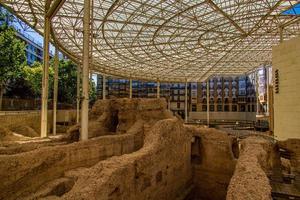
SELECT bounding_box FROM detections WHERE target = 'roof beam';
[248,0,285,35]
[205,0,247,35]
[46,0,66,19]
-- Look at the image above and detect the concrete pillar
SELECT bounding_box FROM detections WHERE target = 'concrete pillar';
[41,4,50,138]
[279,27,283,43]
[255,69,259,115]
[76,65,81,123]
[129,79,132,98]
[206,79,210,127]
[185,81,188,123]
[266,66,269,115]
[52,47,59,135]
[102,75,106,100]
[81,0,91,141]
[157,81,160,98]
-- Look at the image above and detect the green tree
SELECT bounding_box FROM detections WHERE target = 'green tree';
[0,25,26,110]
[23,60,96,106]
[57,60,96,105]
[23,62,54,98]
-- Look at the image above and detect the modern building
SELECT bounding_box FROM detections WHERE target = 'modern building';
[93,66,270,121]
[16,31,49,65]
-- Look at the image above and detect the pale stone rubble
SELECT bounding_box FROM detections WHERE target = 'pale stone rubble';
[0,98,299,200]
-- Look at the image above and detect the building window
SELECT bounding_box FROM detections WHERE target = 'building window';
[217,105,222,112]
[224,105,229,112]
[210,105,214,112]
[248,105,251,112]
[177,102,180,109]
[202,105,207,111]
[192,104,197,112]
[240,105,246,112]
[232,105,237,112]
[252,105,255,112]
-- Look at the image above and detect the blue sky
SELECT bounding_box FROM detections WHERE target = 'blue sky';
[282,3,300,15]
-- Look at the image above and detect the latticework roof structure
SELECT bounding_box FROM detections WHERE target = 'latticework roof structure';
[1,0,300,82]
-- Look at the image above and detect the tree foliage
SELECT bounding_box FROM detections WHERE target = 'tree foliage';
[23,60,97,105]
[0,21,26,109]
[23,62,54,98]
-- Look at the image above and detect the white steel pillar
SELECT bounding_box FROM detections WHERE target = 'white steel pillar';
[266,66,270,115]
[129,79,132,98]
[279,27,284,43]
[76,65,81,123]
[206,79,210,127]
[52,48,59,135]
[256,69,259,115]
[185,81,188,123]
[81,0,91,141]
[157,81,160,98]
[102,75,106,100]
[41,4,50,138]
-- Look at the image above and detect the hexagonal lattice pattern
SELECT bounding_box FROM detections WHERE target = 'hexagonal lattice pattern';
[2,0,300,82]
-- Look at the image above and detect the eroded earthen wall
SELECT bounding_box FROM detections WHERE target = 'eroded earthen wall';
[187,126,237,200]
[52,118,192,200]
[0,128,143,199]
[226,137,278,200]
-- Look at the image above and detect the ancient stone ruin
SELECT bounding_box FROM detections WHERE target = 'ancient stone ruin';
[0,98,299,200]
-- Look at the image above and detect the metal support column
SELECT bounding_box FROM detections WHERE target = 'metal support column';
[185,81,188,123]
[102,75,106,100]
[76,65,81,123]
[52,48,59,135]
[256,68,259,115]
[41,3,50,138]
[279,27,283,43]
[81,0,91,141]
[129,79,132,98]
[157,81,160,98]
[206,79,210,127]
[266,66,269,115]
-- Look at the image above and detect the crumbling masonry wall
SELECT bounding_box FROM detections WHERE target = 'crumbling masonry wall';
[0,98,192,200]
[87,98,173,138]
[187,126,238,200]
[0,131,143,200]
[53,118,192,200]
[226,137,279,200]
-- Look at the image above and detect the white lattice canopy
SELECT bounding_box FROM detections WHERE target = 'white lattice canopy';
[2,0,300,82]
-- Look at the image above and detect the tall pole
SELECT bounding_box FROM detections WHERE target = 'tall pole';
[207,79,210,127]
[41,2,50,138]
[256,68,259,115]
[76,65,81,123]
[81,0,91,141]
[129,79,132,98]
[52,47,59,135]
[157,81,160,98]
[185,81,188,123]
[279,26,283,43]
[266,66,269,115]
[102,75,106,100]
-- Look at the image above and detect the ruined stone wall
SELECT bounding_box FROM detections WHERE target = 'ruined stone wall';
[51,118,192,200]
[226,137,278,200]
[87,98,172,138]
[0,111,52,133]
[0,131,143,200]
[187,126,237,200]
[278,139,300,188]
